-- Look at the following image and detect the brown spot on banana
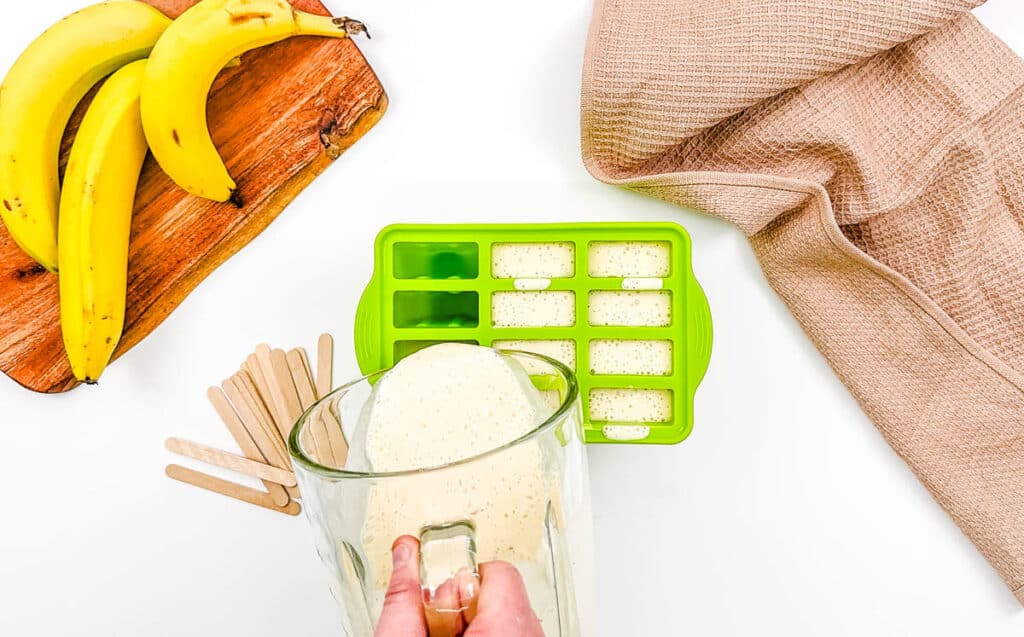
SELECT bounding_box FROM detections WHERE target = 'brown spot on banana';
[172,129,181,146]
[2,199,10,211]
[228,11,272,24]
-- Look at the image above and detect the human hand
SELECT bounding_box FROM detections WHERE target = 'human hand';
[375,535,544,637]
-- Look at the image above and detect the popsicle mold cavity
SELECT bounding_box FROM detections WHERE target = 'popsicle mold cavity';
[590,340,672,375]
[394,242,479,279]
[395,339,479,362]
[588,241,671,278]
[589,388,673,423]
[492,242,575,279]
[393,291,479,328]
[492,339,577,371]
[492,291,575,327]
[588,291,671,327]
[601,425,652,441]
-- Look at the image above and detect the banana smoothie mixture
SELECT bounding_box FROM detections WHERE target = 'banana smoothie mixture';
[350,344,563,624]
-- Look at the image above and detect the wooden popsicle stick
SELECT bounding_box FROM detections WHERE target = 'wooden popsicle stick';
[271,348,304,426]
[243,354,274,411]
[165,437,297,487]
[166,465,301,516]
[294,352,333,466]
[287,348,317,411]
[297,348,316,396]
[233,371,285,455]
[316,333,334,399]
[264,347,308,465]
[224,375,301,500]
[223,376,290,468]
[316,334,349,468]
[288,348,334,466]
[255,344,295,440]
[321,406,349,467]
[206,387,291,507]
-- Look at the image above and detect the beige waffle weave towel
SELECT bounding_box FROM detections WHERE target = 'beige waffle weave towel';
[581,0,1024,603]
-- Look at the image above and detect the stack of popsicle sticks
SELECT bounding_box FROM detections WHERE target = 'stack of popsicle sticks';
[166,334,347,516]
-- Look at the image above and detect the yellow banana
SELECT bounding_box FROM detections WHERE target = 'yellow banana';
[141,0,366,203]
[0,1,170,272]
[59,60,149,384]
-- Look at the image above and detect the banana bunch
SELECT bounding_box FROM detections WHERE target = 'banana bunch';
[0,0,366,383]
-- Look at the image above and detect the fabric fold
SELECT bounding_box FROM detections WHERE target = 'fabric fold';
[582,0,1024,603]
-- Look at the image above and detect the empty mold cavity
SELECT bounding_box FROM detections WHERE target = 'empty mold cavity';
[492,339,577,371]
[393,242,479,280]
[588,241,670,278]
[492,291,575,327]
[492,242,575,279]
[590,340,672,376]
[394,340,479,362]
[589,291,671,327]
[393,291,479,328]
[589,388,673,423]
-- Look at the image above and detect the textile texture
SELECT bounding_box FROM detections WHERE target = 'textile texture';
[581,0,1024,603]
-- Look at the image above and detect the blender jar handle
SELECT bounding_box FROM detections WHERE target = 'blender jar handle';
[419,521,481,637]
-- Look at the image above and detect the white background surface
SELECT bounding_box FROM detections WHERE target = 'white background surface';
[1,0,1022,635]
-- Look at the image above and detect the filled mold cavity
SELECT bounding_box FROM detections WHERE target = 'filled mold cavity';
[590,340,672,376]
[492,242,575,279]
[588,241,670,278]
[393,242,479,280]
[492,291,575,327]
[589,388,673,423]
[394,340,479,362]
[393,291,479,328]
[492,339,577,371]
[601,425,651,441]
[589,291,671,327]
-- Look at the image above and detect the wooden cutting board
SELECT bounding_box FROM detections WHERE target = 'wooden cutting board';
[0,0,387,393]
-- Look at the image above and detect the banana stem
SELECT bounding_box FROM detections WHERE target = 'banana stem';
[293,12,369,39]
[333,17,370,39]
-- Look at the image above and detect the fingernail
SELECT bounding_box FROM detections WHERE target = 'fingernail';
[392,541,412,570]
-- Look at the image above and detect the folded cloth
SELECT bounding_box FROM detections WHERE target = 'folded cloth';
[581,0,1024,603]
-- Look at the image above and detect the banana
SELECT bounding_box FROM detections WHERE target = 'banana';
[0,1,171,272]
[141,0,366,203]
[58,60,149,384]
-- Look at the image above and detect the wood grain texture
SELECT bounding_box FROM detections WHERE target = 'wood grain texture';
[0,0,387,392]
[166,464,301,516]
[165,437,298,487]
[206,385,292,506]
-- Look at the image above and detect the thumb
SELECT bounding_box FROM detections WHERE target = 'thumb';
[465,561,544,636]
[374,536,427,637]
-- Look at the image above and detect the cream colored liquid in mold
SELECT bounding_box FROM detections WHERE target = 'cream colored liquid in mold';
[492,242,575,278]
[590,339,672,375]
[589,241,671,277]
[351,344,563,629]
[589,290,671,327]
[590,387,673,422]
[492,339,577,371]
[492,291,576,327]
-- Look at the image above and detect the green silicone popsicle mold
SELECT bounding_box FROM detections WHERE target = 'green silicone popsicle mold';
[354,223,713,445]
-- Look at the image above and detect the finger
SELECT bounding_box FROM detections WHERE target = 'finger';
[455,568,480,625]
[424,577,466,637]
[375,536,428,637]
[465,561,544,637]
